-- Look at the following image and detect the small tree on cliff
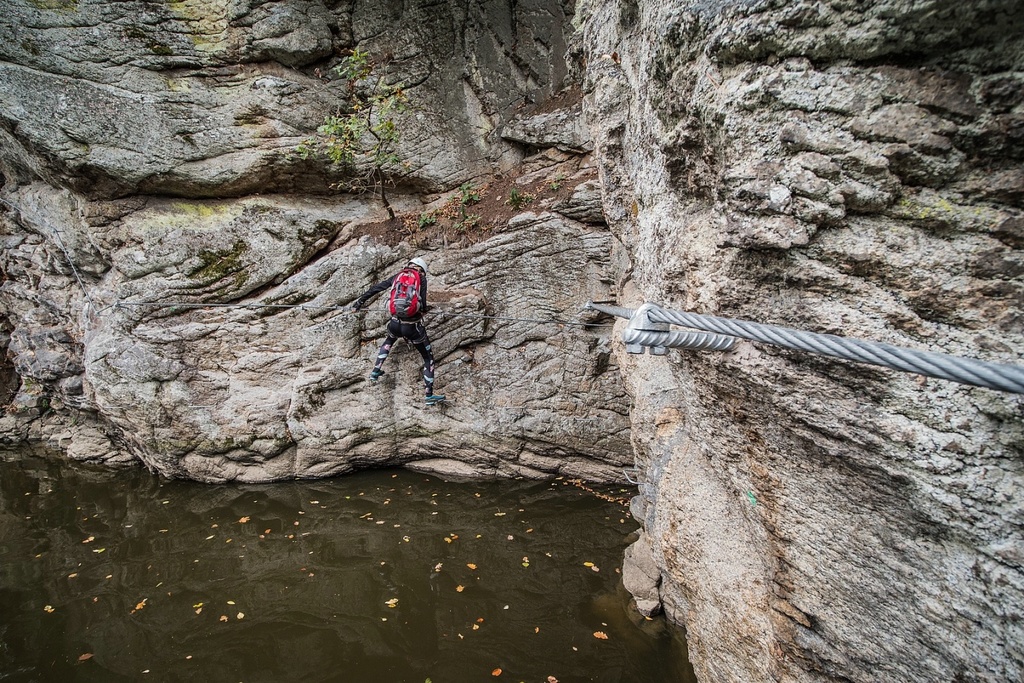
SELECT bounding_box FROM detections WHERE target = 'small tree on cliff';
[299,49,409,219]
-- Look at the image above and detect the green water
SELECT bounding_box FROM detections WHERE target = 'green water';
[0,452,695,682]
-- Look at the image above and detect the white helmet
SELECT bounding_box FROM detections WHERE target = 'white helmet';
[408,257,428,274]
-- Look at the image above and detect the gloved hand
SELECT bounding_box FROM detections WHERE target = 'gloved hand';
[349,300,364,311]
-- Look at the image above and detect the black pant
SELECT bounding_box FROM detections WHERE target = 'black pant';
[373,318,436,395]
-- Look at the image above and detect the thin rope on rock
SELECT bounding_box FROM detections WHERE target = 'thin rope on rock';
[108,300,611,329]
[0,196,95,308]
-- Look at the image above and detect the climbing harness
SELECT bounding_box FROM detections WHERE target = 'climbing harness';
[585,302,1024,394]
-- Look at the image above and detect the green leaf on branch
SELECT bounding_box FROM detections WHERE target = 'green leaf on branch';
[299,50,411,219]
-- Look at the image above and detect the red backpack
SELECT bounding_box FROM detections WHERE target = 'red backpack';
[388,267,423,319]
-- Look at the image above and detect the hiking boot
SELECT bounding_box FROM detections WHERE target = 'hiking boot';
[369,368,385,382]
[425,394,446,405]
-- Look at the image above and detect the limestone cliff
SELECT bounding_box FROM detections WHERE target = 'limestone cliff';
[577,0,1023,681]
[0,0,629,482]
[1,1,1023,682]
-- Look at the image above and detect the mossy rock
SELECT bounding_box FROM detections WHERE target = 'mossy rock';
[28,0,78,10]
[189,239,249,287]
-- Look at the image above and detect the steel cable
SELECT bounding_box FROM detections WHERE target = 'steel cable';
[108,300,611,328]
[622,328,737,352]
[586,302,1024,394]
[648,308,1024,393]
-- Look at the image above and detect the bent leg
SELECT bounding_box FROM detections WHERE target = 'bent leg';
[373,320,403,375]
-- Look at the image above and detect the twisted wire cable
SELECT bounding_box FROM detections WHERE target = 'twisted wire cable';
[647,307,1024,394]
[109,301,611,328]
[622,328,737,352]
[586,303,635,319]
[0,196,94,307]
[586,302,1024,394]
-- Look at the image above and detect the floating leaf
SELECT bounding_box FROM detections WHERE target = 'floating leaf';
[193,602,204,609]
[205,535,214,540]
[68,572,78,579]
[456,585,465,593]
[238,517,250,523]
[491,668,502,676]
[236,612,244,620]
[43,605,55,613]
[78,653,94,661]
[593,631,609,640]
[133,599,147,612]
[82,536,95,544]
[583,562,594,567]
[219,615,228,622]
[467,563,477,570]
[226,601,235,605]
[93,548,106,554]
[385,598,399,608]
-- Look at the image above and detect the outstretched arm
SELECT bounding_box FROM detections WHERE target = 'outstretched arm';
[351,276,395,309]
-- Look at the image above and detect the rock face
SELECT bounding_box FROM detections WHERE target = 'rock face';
[0,0,631,483]
[2,1,1024,682]
[0,0,575,198]
[577,0,1023,681]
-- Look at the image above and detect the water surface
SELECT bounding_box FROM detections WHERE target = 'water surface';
[0,452,695,682]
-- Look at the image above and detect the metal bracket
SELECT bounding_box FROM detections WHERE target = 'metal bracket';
[625,303,670,355]
[585,301,738,355]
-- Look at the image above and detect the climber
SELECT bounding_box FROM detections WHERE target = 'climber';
[349,257,445,405]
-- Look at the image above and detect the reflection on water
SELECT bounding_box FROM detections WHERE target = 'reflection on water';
[0,451,695,682]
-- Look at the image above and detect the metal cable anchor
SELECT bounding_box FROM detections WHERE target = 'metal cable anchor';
[625,303,670,355]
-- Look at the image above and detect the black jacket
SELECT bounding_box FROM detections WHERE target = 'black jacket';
[352,269,429,316]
